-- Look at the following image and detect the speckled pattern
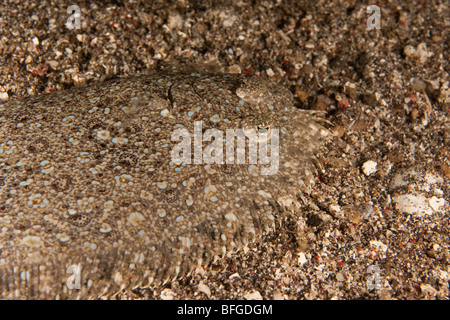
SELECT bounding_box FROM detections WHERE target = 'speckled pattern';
[0,72,329,299]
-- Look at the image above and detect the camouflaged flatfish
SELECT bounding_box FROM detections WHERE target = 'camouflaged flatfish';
[0,72,329,299]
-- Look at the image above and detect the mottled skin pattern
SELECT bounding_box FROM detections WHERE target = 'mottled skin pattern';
[0,72,328,299]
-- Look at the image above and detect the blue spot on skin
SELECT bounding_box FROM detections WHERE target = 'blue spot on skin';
[157,78,163,83]
[211,197,218,202]
[211,114,221,123]
[169,161,174,166]
[218,88,223,91]
[62,115,74,122]
[235,106,241,112]
[39,199,49,208]
[239,100,245,105]
[161,143,169,148]
[225,99,230,103]
[175,167,181,172]
[112,137,129,144]
[157,183,167,190]
[188,111,195,117]
[77,156,90,164]
[89,168,99,174]
[248,164,258,177]
[269,105,274,110]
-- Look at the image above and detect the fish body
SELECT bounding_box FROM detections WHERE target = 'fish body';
[0,73,328,299]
